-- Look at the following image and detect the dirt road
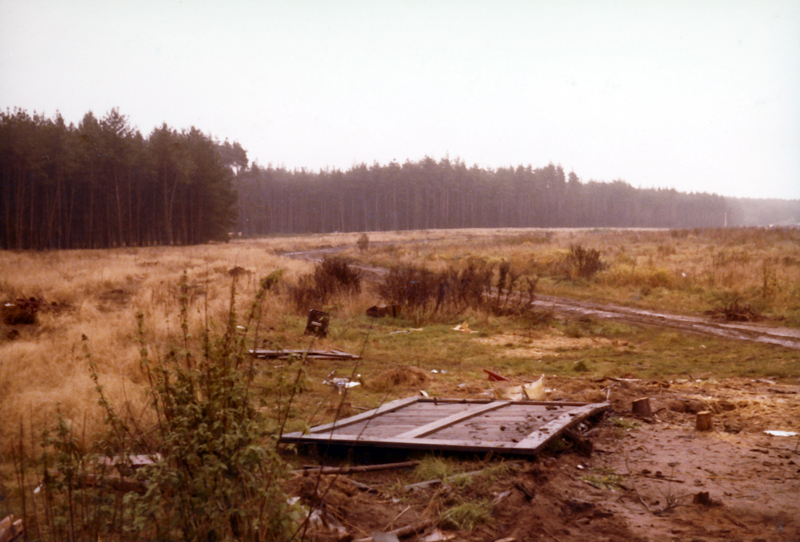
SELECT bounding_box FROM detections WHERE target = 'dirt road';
[533,295,800,350]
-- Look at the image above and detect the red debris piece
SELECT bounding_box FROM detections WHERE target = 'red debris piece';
[483,369,510,382]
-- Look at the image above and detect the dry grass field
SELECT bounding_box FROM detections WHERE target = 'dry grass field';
[1,227,799,541]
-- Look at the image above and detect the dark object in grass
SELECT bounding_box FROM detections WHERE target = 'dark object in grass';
[366,304,400,318]
[632,397,653,418]
[2,297,41,325]
[304,309,330,337]
[693,491,713,506]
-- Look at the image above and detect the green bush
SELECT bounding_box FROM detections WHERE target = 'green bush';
[30,271,303,541]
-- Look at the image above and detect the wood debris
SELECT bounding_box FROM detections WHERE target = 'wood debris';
[249,349,361,360]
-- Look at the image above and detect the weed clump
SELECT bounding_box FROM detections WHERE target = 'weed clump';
[371,365,429,391]
[564,244,606,280]
[708,299,761,322]
[439,500,494,530]
[2,304,37,325]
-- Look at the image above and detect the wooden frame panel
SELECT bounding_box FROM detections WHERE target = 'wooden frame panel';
[281,398,609,455]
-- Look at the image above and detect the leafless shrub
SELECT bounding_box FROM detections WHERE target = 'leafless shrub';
[290,257,363,310]
[378,260,539,322]
[707,299,761,322]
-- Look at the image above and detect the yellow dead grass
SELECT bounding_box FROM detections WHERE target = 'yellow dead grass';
[476,332,618,358]
[352,227,800,321]
[676,382,800,433]
[0,239,318,453]
[370,366,429,391]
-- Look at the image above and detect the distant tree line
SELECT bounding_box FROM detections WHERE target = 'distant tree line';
[233,158,731,234]
[3,108,798,250]
[0,108,244,250]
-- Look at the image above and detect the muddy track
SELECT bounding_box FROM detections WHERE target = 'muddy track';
[532,295,800,349]
[283,246,800,350]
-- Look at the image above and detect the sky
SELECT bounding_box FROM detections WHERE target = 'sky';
[2,0,799,200]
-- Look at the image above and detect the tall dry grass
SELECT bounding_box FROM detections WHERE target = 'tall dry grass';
[0,239,320,454]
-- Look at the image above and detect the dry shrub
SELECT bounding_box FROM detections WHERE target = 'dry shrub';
[565,244,606,280]
[370,365,429,391]
[377,259,537,322]
[357,232,370,251]
[2,302,38,325]
[290,256,363,311]
[707,299,762,322]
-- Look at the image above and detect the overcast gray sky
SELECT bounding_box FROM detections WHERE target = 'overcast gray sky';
[2,0,799,200]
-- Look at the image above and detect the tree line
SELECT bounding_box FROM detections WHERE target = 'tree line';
[0,108,244,250]
[233,159,731,235]
[3,107,797,250]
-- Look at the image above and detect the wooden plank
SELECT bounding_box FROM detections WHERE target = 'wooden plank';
[395,401,510,439]
[416,399,589,407]
[280,431,513,452]
[513,402,609,450]
[282,396,420,438]
[249,349,361,360]
[294,460,418,475]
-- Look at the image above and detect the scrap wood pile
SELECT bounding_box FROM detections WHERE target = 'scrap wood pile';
[0,515,23,542]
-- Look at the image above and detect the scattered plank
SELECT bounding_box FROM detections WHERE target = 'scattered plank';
[294,460,418,475]
[249,349,361,360]
[353,519,434,542]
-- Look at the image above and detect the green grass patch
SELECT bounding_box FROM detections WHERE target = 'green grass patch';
[439,499,494,530]
[581,467,627,491]
[610,417,641,430]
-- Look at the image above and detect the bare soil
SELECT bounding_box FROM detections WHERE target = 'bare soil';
[288,377,800,542]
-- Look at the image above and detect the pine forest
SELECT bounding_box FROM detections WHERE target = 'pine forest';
[1,108,797,250]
